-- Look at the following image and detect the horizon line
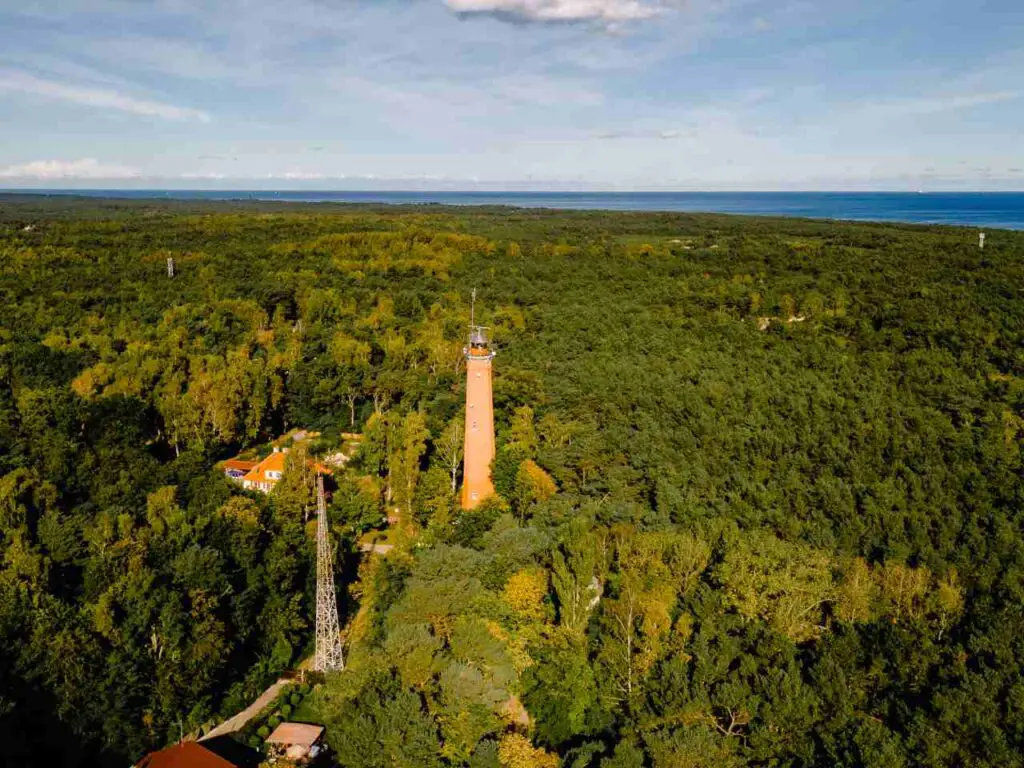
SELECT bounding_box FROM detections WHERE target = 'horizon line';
[3,187,1024,194]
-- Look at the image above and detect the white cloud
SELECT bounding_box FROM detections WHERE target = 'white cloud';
[0,70,211,122]
[0,158,141,179]
[444,0,665,23]
[179,171,228,180]
[272,171,328,180]
[593,127,682,139]
[862,90,1019,119]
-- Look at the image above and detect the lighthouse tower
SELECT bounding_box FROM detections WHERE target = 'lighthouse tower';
[461,291,496,509]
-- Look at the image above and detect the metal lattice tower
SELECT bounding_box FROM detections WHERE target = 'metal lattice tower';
[314,475,344,672]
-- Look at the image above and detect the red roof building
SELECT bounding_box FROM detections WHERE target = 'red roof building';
[241,449,288,493]
[135,741,239,768]
[222,447,333,495]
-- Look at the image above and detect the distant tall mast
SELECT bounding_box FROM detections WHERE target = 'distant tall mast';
[314,475,344,672]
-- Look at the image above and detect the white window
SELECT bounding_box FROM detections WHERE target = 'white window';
[472,421,478,429]
[471,492,478,500]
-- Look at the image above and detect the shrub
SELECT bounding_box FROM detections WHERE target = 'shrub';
[257,726,270,739]
[281,705,292,717]
[298,683,311,695]
[267,715,281,729]
[248,735,262,749]
[290,693,302,707]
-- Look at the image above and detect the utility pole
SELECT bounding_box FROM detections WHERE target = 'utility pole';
[314,475,344,672]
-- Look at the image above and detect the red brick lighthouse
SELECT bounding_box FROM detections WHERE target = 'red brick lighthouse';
[461,290,496,509]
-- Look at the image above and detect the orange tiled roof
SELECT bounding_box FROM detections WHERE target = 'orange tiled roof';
[237,450,334,486]
[136,742,239,768]
[241,451,287,484]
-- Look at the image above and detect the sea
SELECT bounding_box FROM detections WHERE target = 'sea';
[7,190,1024,230]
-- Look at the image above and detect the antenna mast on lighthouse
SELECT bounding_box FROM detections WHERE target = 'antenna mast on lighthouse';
[314,475,344,672]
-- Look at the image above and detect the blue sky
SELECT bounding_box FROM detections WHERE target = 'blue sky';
[1,0,1022,190]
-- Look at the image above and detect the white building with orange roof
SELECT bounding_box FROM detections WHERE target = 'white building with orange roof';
[241,448,288,493]
[224,446,333,494]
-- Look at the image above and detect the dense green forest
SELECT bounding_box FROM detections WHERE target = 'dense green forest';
[0,194,1022,767]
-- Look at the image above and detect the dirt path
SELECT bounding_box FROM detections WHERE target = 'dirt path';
[201,678,294,741]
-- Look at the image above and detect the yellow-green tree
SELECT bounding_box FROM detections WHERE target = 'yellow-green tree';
[551,520,598,636]
[498,733,559,768]
[390,412,429,523]
[717,530,834,642]
[503,567,550,623]
[513,459,556,516]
